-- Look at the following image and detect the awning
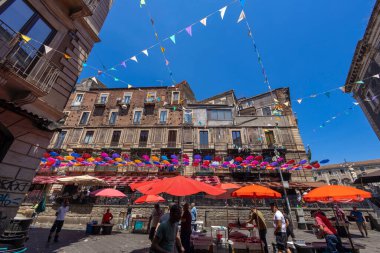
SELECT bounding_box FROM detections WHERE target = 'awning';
[232,181,325,189]
[354,169,380,184]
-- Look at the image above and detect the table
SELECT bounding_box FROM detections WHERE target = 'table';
[294,241,366,253]
[228,224,256,238]
[191,234,214,253]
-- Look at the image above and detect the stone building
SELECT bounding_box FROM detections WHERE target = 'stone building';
[345,0,380,139]
[312,159,380,185]
[0,0,113,234]
[47,80,309,182]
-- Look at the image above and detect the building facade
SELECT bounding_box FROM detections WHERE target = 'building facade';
[46,80,309,182]
[312,159,380,185]
[345,0,380,139]
[0,0,113,234]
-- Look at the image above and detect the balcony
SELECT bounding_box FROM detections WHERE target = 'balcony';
[0,20,59,103]
[144,97,156,104]
[94,99,107,107]
[44,0,97,19]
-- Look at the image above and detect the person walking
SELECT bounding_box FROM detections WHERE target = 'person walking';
[180,203,192,253]
[283,207,295,241]
[350,206,368,237]
[124,205,132,229]
[151,204,184,253]
[149,204,163,241]
[48,199,69,242]
[246,207,268,253]
[190,203,197,231]
[270,203,288,253]
[311,210,345,253]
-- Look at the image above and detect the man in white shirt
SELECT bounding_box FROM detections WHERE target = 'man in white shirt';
[270,202,288,253]
[48,200,69,242]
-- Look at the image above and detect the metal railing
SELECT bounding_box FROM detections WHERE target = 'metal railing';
[0,19,59,95]
[84,0,99,11]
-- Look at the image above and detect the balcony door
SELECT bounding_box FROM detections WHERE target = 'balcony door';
[199,131,208,149]
[167,130,177,148]
[139,130,149,147]
[265,130,275,147]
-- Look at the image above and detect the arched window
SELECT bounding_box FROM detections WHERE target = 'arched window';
[0,123,14,162]
[329,179,338,185]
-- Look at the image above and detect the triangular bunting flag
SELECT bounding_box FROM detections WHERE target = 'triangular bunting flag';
[97,70,102,75]
[110,67,117,71]
[155,32,159,40]
[44,45,53,54]
[165,59,169,66]
[121,61,127,68]
[142,49,149,56]
[91,77,98,84]
[372,74,380,79]
[297,99,302,104]
[310,94,317,98]
[140,0,145,6]
[64,54,71,59]
[339,86,345,92]
[20,34,31,42]
[284,102,289,106]
[114,77,119,81]
[161,47,165,53]
[128,84,133,88]
[273,98,279,103]
[219,6,227,20]
[130,56,138,62]
[200,17,207,26]
[150,19,154,25]
[353,102,359,105]
[237,10,245,23]
[354,80,364,84]
[332,116,337,120]
[170,35,176,44]
[186,26,192,36]
[82,62,87,67]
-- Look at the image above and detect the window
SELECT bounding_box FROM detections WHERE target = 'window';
[159,110,167,123]
[79,112,90,125]
[98,93,108,104]
[0,0,55,72]
[109,111,118,125]
[207,109,232,121]
[123,92,132,104]
[168,130,177,147]
[232,131,242,148]
[262,107,272,116]
[83,131,94,144]
[110,131,121,146]
[146,91,156,102]
[133,111,142,124]
[0,122,14,162]
[340,169,345,174]
[248,100,254,107]
[139,130,149,147]
[264,130,275,147]
[54,131,67,148]
[172,91,180,104]
[72,94,84,106]
[184,110,192,124]
[199,131,209,148]
[144,105,155,115]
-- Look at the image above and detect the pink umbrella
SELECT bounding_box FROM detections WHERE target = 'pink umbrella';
[90,188,126,198]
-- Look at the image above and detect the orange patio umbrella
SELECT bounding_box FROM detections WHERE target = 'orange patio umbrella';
[232,184,282,199]
[134,195,165,204]
[137,176,226,197]
[303,185,371,203]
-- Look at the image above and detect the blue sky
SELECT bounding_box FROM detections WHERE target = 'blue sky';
[80,0,380,164]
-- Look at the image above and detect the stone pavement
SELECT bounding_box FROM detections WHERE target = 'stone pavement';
[24,225,380,253]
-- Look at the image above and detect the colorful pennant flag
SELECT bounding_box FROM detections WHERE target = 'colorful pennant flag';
[121,61,127,68]
[154,32,159,40]
[355,80,364,84]
[142,49,149,56]
[170,35,176,44]
[110,67,117,71]
[372,74,380,79]
[297,99,302,104]
[20,34,31,42]
[273,98,279,102]
[44,45,53,54]
[165,59,169,66]
[130,56,138,62]
[97,70,103,75]
[237,10,245,23]
[353,102,359,105]
[310,94,317,98]
[114,77,119,81]
[82,62,87,67]
[161,47,165,53]
[284,102,289,106]
[219,6,227,20]
[128,84,133,88]
[64,54,71,59]
[140,0,145,6]
[339,86,345,92]
[200,17,207,26]
[186,26,192,36]
[91,77,98,84]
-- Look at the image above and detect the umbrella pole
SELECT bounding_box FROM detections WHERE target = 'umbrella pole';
[331,205,355,251]
[254,199,264,253]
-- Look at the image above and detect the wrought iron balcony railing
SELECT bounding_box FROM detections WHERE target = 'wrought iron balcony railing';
[0,19,59,96]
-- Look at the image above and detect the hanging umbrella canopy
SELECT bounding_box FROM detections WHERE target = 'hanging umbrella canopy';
[134,195,165,204]
[303,185,371,203]
[90,188,126,198]
[57,175,107,186]
[129,179,161,191]
[232,184,282,199]
[137,176,226,196]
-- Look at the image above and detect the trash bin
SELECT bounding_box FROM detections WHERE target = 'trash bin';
[102,224,113,235]
[92,225,102,235]
[86,223,93,234]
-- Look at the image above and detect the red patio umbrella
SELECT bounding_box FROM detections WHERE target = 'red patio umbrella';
[134,195,165,204]
[232,184,282,199]
[129,179,161,191]
[137,176,225,197]
[90,188,126,198]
